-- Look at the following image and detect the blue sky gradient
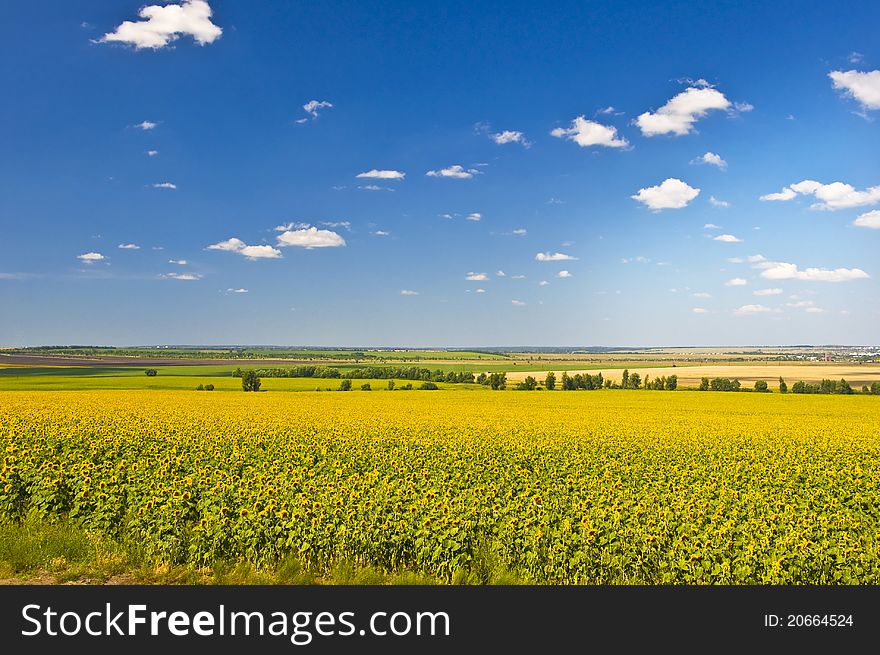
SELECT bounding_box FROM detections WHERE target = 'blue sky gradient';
[1,1,878,346]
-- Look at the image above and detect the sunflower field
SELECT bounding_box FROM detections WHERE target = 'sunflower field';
[2,389,879,583]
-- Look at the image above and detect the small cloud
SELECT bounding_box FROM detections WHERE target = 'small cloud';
[466,212,482,222]
[632,178,700,211]
[226,288,248,293]
[168,259,188,265]
[734,102,754,113]
[692,307,709,314]
[693,292,712,298]
[303,100,333,118]
[691,151,728,170]
[805,306,825,313]
[735,304,771,315]
[636,84,741,136]
[760,179,880,209]
[358,184,392,191]
[319,221,352,231]
[703,223,721,229]
[400,289,419,296]
[373,230,390,237]
[709,196,730,208]
[511,274,526,279]
[714,234,743,243]
[426,165,480,179]
[758,261,869,282]
[276,225,346,249]
[162,272,202,281]
[849,52,864,64]
[77,252,105,263]
[466,272,488,281]
[146,150,158,157]
[546,198,564,205]
[725,277,748,286]
[511,228,527,236]
[207,237,282,259]
[356,169,405,180]
[475,288,486,294]
[538,280,549,286]
[829,70,880,112]
[621,256,650,264]
[854,209,880,229]
[97,0,222,49]
[135,120,157,130]
[491,130,529,146]
[550,116,629,148]
[152,182,177,189]
[754,288,783,296]
[496,270,506,277]
[117,243,140,250]
[511,299,526,306]
[557,270,572,278]
[535,251,577,261]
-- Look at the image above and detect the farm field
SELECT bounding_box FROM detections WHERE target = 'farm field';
[2,389,879,584]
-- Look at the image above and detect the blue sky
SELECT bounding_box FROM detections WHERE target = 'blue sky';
[1,0,878,347]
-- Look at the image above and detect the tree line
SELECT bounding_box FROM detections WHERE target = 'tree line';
[233,366,476,383]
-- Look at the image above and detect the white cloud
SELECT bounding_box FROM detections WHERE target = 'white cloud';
[538,280,549,286]
[358,184,391,191]
[805,307,825,314]
[747,254,767,263]
[713,234,742,243]
[511,299,526,306]
[692,151,728,170]
[118,243,140,250]
[466,212,482,222]
[550,116,629,148]
[758,261,870,282]
[491,130,529,146]
[728,257,744,264]
[636,86,734,136]
[725,277,747,286]
[276,226,346,249]
[829,70,880,111]
[631,178,700,210]
[754,288,783,296]
[557,270,572,278]
[760,180,880,210]
[146,150,158,157]
[168,259,187,265]
[734,102,754,113]
[735,304,770,315]
[475,288,486,294]
[787,300,815,308]
[400,289,419,296]
[356,169,405,180]
[373,230,390,237]
[226,288,248,293]
[98,0,222,49]
[207,237,282,260]
[162,272,202,281]
[692,307,709,314]
[465,272,488,281]
[77,252,105,263]
[621,256,650,264]
[511,274,526,279]
[709,196,730,208]
[693,292,712,299]
[849,52,864,64]
[426,165,479,179]
[135,120,157,130]
[703,223,721,229]
[535,252,577,261]
[303,100,333,118]
[152,182,177,189]
[320,221,352,230]
[854,209,880,229]
[496,270,506,277]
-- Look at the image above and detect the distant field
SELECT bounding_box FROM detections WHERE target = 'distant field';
[507,364,880,389]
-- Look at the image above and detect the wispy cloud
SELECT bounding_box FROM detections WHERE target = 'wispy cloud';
[754,288,783,296]
[118,243,140,250]
[303,100,333,118]
[151,182,177,189]
[465,212,482,222]
[709,196,730,208]
[400,289,419,296]
[135,120,157,130]
[162,272,203,281]
[511,299,526,306]
[725,277,747,286]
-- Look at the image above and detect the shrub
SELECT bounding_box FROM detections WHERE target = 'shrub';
[419,381,439,390]
[241,370,261,392]
[754,380,769,393]
[145,369,158,377]
[196,384,204,391]
[204,384,214,391]
[338,379,352,392]
[361,383,372,391]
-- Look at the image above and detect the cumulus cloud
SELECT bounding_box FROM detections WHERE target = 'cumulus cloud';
[162,272,202,281]
[631,178,700,210]
[854,209,880,229]
[136,121,157,130]
[356,169,405,180]
[757,261,869,282]
[77,252,105,263]
[426,165,480,179]
[152,182,177,189]
[725,277,747,286]
[760,180,880,210]
[829,70,880,111]
[98,0,222,49]
[118,243,140,250]
[709,196,730,208]
[491,130,529,146]
[276,225,346,249]
[636,85,737,136]
[754,288,783,296]
[557,270,572,278]
[303,100,333,118]
[735,304,770,315]
[713,234,742,243]
[692,151,727,170]
[550,116,629,148]
[535,252,577,261]
[146,150,159,157]
[465,272,488,281]
[400,289,419,296]
[207,238,282,260]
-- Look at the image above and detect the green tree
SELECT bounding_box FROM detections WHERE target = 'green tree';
[838,378,853,395]
[386,380,395,391]
[699,377,709,391]
[628,372,641,389]
[204,384,214,391]
[778,377,788,394]
[754,380,769,393]
[621,369,630,389]
[545,371,556,390]
[145,369,158,377]
[665,375,678,391]
[361,383,372,391]
[419,381,439,390]
[241,370,261,392]
[338,379,352,391]
[516,376,537,391]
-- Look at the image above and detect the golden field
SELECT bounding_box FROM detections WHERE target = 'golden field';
[2,389,880,583]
